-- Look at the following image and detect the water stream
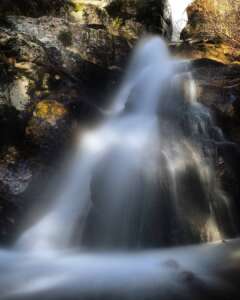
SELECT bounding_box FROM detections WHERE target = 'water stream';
[168,0,193,41]
[0,36,238,299]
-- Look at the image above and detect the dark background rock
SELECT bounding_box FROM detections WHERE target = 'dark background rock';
[0,0,68,17]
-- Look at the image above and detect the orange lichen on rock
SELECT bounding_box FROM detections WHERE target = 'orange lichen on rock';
[33,100,67,126]
[25,100,69,147]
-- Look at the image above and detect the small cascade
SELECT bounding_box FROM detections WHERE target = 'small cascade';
[16,37,236,252]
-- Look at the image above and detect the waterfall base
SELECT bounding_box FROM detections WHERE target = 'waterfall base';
[0,239,240,299]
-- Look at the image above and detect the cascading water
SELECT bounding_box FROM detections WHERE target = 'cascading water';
[16,37,235,251]
[0,37,238,299]
[168,0,193,41]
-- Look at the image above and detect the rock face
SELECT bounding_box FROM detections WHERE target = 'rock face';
[175,0,240,64]
[175,0,240,150]
[177,1,240,154]
[175,0,240,230]
[191,60,240,213]
[69,0,172,40]
[0,0,171,244]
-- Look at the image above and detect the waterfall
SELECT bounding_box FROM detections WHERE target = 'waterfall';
[0,36,238,299]
[168,0,193,41]
[16,36,235,252]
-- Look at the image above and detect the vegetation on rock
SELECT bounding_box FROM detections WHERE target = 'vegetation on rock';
[177,0,240,64]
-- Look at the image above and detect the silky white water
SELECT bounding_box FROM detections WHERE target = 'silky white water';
[0,37,238,299]
[16,37,235,251]
[169,0,193,41]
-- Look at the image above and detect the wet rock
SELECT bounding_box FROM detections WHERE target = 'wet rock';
[191,59,240,144]
[173,1,240,220]
[0,146,34,245]
[0,147,32,197]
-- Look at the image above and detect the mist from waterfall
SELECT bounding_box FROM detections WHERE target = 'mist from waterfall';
[0,36,238,299]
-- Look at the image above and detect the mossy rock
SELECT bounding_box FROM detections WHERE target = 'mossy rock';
[69,1,109,26]
[26,100,70,151]
[32,100,67,125]
[71,1,85,12]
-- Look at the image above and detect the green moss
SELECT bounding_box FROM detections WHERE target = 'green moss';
[111,17,123,31]
[58,30,73,47]
[72,2,85,12]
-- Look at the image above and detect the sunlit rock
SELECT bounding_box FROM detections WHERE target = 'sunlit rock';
[69,1,109,26]
[69,0,172,40]
[190,59,240,223]
[176,0,240,64]
[8,77,30,111]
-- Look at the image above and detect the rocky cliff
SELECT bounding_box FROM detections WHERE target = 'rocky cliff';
[176,0,240,64]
